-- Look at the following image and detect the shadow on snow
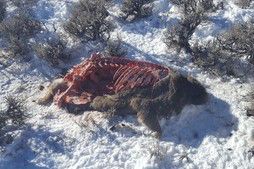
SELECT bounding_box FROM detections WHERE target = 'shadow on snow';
[161,93,238,148]
[0,126,74,169]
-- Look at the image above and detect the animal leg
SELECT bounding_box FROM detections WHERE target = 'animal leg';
[65,103,92,115]
[137,111,162,138]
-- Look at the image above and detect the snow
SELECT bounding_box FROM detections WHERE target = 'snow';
[0,0,254,168]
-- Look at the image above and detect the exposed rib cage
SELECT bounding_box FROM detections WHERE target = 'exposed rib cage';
[54,53,171,107]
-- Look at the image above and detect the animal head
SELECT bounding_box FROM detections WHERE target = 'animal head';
[173,74,208,105]
[37,78,67,105]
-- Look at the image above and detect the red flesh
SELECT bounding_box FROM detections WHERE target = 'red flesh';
[54,53,171,107]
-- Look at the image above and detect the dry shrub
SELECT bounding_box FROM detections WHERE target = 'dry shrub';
[234,0,253,9]
[6,38,30,57]
[247,90,254,117]
[64,0,113,41]
[0,96,27,147]
[4,96,28,126]
[0,111,7,132]
[0,0,6,22]
[34,37,69,66]
[0,12,42,57]
[191,41,234,76]
[164,0,219,53]
[104,37,127,57]
[121,0,154,21]
[163,0,254,78]
[170,0,218,14]
[0,13,42,41]
[164,15,202,53]
[216,21,254,64]
[192,21,254,77]
[10,0,38,8]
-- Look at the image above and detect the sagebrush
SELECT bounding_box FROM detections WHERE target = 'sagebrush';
[164,0,219,53]
[164,0,254,78]
[0,111,7,132]
[34,37,69,66]
[0,0,6,22]
[0,96,27,147]
[4,96,28,126]
[216,21,254,64]
[192,21,254,77]
[0,12,42,57]
[10,0,38,8]
[64,0,113,41]
[170,0,218,14]
[246,85,254,117]
[234,0,253,9]
[104,37,127,57]
[121,0,154,21]
[191,41,234,76]
[0,13,42,41]
[164,15,202,53]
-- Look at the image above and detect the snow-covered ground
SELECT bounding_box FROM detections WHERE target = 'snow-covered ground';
[0,0,254,168]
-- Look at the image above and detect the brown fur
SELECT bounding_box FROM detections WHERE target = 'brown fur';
[66,73,208,138]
